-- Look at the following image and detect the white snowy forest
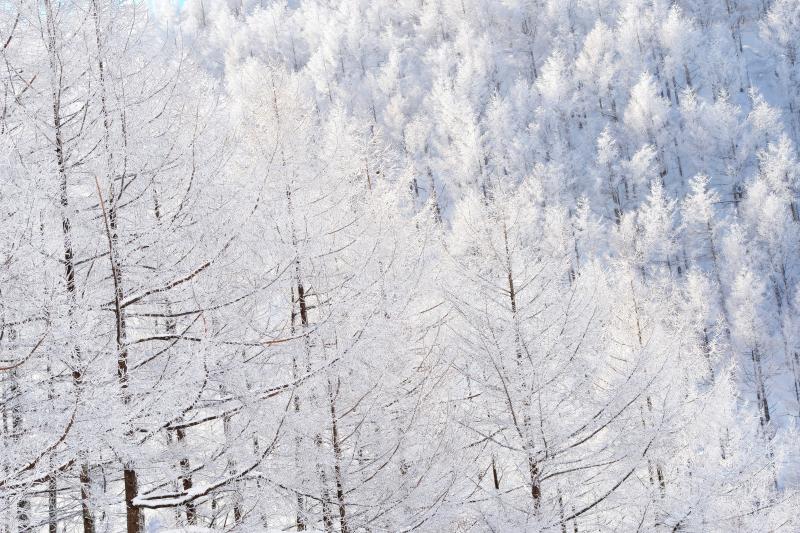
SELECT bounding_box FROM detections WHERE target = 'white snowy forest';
[2,0,800,531]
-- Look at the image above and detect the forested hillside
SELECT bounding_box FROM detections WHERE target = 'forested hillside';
[1,0,800,531]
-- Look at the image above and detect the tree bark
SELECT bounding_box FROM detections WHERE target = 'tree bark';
[328,379,349,533]
[176,428,197,525]
[43,1,96,529]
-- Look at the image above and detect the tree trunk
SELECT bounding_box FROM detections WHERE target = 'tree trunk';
[291,288,306,531]
[752,347,771,428]
[124,468,143,533]
[9,370,29,532]
[43,1,98,528]
[96,177,140,533]
[176,428,197,525]
[48,474,57,533]
[328,379,349,533]
[80,464,95,533]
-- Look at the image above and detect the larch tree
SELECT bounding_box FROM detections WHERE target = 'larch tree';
[1,0,800,531]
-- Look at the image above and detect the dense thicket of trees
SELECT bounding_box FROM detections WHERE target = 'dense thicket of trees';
[1,0,799,531]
